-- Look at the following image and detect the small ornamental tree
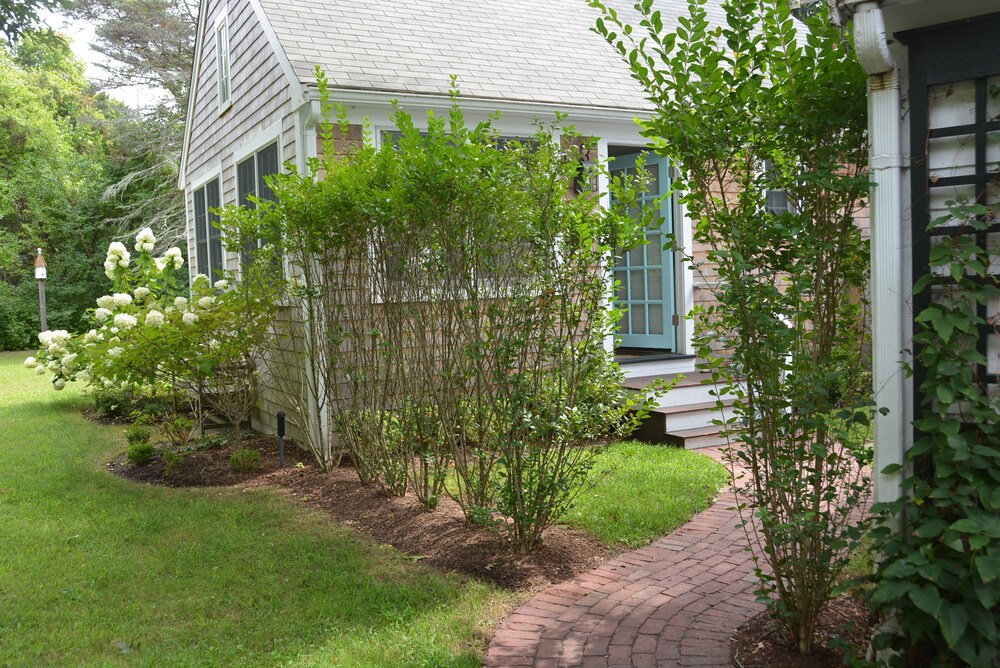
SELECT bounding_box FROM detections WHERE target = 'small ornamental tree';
[592,0,872,652]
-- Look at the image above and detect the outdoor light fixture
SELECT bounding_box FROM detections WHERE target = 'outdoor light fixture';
[34,248,48,333]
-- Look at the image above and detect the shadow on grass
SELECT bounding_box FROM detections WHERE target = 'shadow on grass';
[0,364,505,667]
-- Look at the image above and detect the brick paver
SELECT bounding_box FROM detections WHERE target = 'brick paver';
[484,449,760,667]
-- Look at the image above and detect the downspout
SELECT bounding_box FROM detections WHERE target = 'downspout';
[847,0,905,507]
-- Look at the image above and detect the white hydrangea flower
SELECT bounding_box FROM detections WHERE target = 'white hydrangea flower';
[113,313,137,330]
[96,295,115,310]
[197,296,214,309]
[103,379,114,388]
[83,329,99,344]
[136,227,155,244]
[182,312,198,325]
[94,308,112,322]
[23,357,37,368]
[47,343,66,356]
[134,228,156,253]
[208,339,220,350]
[174,296,188,308]
[105,242,131,272]
[110,327,119,335]
[35,366,46,376]
[62,353,78,371]
[46,360,60,372]
[192,273,211,289]
[164,247,184,270]
[165,306,175,314]
[108,347,124,357]
[154,257,168,272]
[112,293,132,307]
[38,331,53,347]
[213,279,229,290]
[53,378,66,391]
[134,287,150,301]
[145,310,165,327]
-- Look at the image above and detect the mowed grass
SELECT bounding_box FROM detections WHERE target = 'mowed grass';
[565,441,730,548]
[0,352,516,667]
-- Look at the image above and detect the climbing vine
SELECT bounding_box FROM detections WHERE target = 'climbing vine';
[869,200,1000,666]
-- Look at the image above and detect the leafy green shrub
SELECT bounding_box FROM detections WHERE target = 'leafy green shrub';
[162,450,183,476]
[125,441,156,466]
[92,386,141,420]
[229,448,262,473]
[124,424,152,447]
[157,414,195,450]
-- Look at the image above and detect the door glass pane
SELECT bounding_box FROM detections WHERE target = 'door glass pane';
[646,233,661,265]
[628,245,643,265]
[643,163,659,198]
[630,307,645,334]
[615,270,627,302]
[647,269,662,300]
[649,304,664,334]
[630,270,645,300]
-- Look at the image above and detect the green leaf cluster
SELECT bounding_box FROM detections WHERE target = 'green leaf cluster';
[870,200,1000,666]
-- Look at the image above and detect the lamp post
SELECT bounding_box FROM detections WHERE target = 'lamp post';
[34,248,47,333]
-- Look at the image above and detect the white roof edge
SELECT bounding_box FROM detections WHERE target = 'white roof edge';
[305,86,654,122]
[247,0,306,108]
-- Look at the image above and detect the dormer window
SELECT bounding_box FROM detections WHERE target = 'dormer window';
[215,12,231,112]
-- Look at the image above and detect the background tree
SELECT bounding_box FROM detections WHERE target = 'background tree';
[1,0,69,44]
[0,32,123,349]
[69,0,197,247]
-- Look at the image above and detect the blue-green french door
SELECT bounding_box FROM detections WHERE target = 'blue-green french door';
[611,152,676,350]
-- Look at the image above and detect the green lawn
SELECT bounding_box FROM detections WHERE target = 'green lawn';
[0,350,729,666]
[0,352,515,667]
[565,441,730,548]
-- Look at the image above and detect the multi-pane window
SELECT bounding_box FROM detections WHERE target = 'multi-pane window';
[763,159,792,216]
[236,142,280,267]
[215,14,231,110]
[193,178,223,278]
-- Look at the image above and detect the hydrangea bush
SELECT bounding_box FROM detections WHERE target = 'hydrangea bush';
[26,227,280,443]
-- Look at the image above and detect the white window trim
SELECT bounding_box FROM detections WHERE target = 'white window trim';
[235,123,287,280]
[215,9,231,115]
[233,120,283,166]
[191,166,224,278]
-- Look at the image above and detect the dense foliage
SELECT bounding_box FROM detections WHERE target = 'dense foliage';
[593,0,872,653]
[230,76,656,551]
[869,201,1000,666]
[0,33,124,350]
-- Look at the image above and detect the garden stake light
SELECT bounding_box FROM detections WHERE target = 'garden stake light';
[34,248,47,333]
[277,411,285,468]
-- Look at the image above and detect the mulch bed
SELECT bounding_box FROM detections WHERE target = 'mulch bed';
[107,435,307,487]
[731,595,876,668]
[108,434,613,592]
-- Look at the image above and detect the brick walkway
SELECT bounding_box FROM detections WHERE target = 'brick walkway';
[484,452,762,667]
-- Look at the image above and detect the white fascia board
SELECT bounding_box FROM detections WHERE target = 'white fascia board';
[177,0,210,191]
[247,0,306,108]
[302,86,654,126]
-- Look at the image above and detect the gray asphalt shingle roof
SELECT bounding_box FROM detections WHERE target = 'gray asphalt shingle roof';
[256,0,685,112]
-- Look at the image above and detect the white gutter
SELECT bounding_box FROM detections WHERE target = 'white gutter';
[848,0,905,506]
